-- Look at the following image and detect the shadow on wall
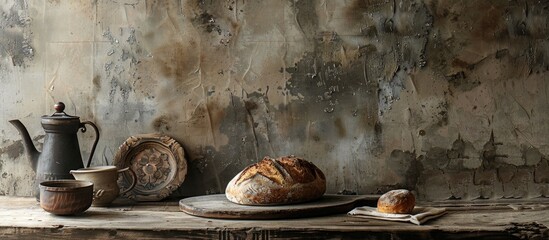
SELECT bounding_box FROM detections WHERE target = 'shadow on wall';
[387,131,549,201]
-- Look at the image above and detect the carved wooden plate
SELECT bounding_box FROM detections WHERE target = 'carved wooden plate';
[113,134,187,201]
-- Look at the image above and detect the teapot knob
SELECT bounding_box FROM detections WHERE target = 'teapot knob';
[54,102,65,113]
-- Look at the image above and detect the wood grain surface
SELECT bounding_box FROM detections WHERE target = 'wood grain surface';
[0,196,547,240]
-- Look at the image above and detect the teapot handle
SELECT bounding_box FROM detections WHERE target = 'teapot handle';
[80,121,100,168]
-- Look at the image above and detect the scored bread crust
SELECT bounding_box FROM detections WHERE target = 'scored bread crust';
[225,156,326,205]
[377,189,416,214]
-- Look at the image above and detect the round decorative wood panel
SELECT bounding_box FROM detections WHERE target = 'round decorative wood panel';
[114,134,187,201]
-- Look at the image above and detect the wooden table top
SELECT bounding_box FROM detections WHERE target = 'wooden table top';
[0,196,547,239]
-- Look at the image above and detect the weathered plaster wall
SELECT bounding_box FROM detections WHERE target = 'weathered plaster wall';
[0,0,548,201]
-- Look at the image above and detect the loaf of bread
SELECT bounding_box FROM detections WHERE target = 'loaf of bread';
[377,189,416,214]
[225,156,326,205]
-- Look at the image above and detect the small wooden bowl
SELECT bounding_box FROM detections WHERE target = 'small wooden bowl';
[39,180,93,215]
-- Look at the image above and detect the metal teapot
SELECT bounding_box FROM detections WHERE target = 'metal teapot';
[9,102,99,199]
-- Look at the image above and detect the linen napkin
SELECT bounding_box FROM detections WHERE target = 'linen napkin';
[348,206,447,225]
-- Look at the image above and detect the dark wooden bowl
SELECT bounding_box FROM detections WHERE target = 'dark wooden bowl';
[39,180,94,215]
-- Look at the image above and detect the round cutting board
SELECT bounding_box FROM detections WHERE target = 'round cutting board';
[179,194,378,219]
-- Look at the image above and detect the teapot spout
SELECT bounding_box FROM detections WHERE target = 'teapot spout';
[9,119,40,171]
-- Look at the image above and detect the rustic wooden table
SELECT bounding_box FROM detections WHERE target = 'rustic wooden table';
[0,196,547,239]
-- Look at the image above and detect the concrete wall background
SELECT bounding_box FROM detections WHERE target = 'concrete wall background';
[0,0,548,201]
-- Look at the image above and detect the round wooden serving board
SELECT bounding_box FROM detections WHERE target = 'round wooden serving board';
[179,194,379,219]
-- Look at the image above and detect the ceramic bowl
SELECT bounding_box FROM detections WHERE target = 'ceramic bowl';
[39,180,94,215]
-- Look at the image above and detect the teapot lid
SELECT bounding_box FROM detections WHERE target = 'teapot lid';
[41,102,80,121]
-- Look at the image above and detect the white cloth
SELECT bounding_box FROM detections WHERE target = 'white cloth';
[348,206,447,225]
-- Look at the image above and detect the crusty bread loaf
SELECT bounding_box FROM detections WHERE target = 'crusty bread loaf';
[377,189,416,214]
[225,156,326,205]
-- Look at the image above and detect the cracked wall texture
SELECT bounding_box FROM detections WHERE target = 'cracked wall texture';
[0,0,548,201]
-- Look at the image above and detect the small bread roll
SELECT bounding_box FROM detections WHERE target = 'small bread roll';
[377,189,415,214]
[225,156,326,205]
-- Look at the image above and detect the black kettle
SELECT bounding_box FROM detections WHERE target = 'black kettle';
[9,102,99,199]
